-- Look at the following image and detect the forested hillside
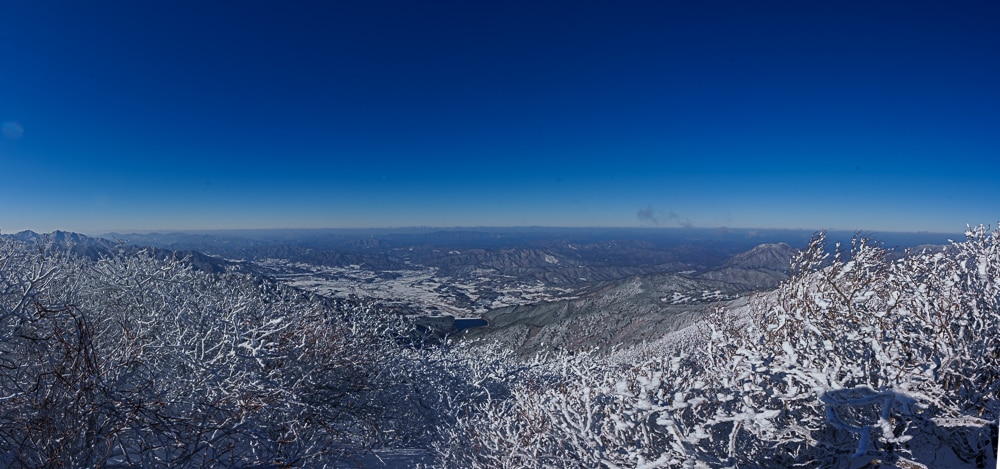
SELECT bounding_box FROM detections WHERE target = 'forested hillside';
[1,227,997,467]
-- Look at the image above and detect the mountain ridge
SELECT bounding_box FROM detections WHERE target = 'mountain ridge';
[461,242,801,354]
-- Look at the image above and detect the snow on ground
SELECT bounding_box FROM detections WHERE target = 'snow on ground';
[260,258,578,316]
[663,289,739,305]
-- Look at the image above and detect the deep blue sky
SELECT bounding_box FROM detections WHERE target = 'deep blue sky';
[1,1,997,234]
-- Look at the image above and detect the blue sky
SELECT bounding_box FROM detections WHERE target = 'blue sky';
[1,1,997,234]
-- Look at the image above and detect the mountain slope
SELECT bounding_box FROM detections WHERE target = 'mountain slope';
[463,242,799,354]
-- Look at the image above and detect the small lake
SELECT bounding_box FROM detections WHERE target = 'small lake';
[454,318,488,331]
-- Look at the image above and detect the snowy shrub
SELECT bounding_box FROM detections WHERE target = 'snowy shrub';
[690,226,1000,467]
[0,237,420,467]
[3,224,996,467]
[440,226,999,468]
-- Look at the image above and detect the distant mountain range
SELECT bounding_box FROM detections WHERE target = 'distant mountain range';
[4,228,951,354]
[5,230,235,274]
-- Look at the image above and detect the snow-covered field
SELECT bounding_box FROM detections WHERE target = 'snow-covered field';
[258,258,578,315]
[662,289,738,304]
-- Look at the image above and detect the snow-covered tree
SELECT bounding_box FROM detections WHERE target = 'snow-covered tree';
[438,226,999,468]
[3,224,997,467]
[686,227,999,467]
[0,237,425,466]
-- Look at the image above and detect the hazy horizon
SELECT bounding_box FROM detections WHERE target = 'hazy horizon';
[1,224,969,240]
